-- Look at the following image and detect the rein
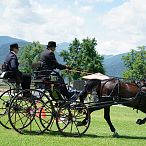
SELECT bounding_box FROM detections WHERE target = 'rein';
[65,68,92,75]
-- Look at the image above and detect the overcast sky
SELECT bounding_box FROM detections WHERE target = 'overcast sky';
[0,0,146,55]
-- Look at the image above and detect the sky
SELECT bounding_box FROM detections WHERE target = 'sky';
[0,0,146,55]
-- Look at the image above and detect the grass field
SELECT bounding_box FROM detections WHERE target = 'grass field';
[0,105,146,146]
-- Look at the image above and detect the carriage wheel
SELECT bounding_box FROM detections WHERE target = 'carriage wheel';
[0,89,19,129]
[38,90,58,132]
[8,89,53,135]
[56,101,90,137]
[39,100,65,132]
[39,99,55,132]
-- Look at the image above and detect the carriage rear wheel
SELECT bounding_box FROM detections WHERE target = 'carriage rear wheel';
[39,99,56,132]
[38,90,62,132]
[0,89,19,129]
[56,101,90,137]
[8,89,53,135]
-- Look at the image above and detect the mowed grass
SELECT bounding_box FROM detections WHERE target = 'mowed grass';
[0,105,146,146]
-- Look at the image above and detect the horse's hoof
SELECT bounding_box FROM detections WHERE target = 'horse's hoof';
[136,119,144,125]
[113,132,119,138]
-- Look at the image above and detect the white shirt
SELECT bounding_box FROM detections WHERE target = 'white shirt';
[11,51,17,56]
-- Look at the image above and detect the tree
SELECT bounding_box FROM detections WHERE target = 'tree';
[60,37,105,81]
[18,41,45,73]
[122,46,146,80]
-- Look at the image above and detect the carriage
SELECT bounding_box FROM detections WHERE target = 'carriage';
[0,68,146,137]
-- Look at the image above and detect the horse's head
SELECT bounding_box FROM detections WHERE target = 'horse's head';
[135,78,146,88]
[139,79,146,95]
[140,79,146,87]
[120,79,146,113]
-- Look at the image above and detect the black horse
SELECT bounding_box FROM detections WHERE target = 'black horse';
[79,78,146,136]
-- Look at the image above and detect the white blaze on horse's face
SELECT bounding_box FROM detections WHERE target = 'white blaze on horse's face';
[139,79,146,87]
[142,87,146,92]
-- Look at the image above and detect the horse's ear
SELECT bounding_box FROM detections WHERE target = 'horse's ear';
[132,80,136,83]
[143,79,146,86]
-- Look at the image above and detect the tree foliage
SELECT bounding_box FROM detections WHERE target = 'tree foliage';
[18,41,45,73]
[60,37,105,81]
[122,46,146,80]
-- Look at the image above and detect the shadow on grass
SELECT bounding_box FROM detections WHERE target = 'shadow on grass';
[18,129,146,139]
[96,135,146,140]
[117,135,146,140]
[21,129,98,138]
[44,131,98,138]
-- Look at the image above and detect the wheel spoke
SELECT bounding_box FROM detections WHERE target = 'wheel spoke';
[56,101,90,137]
[8,89,53,134]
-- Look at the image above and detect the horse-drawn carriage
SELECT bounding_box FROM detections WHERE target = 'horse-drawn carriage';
[0,68,91,136]
[0,68,146,137]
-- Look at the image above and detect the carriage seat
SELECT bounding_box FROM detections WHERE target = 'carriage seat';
[32,62,61,81]
[32,69,61,87]
[0,71,17,83]
[32,62,52,77]
[0,63,17,83]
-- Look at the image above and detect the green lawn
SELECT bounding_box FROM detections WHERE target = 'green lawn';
[0,106,146,146]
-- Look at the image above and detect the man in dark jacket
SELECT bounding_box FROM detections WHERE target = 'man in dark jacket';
[4,43,31,90]
[40,41,72,99]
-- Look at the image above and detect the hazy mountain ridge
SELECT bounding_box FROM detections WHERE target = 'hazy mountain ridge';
[0,36,29,63]
[0,36,28,46]
[103,53,127,77]
[0,36,127,77]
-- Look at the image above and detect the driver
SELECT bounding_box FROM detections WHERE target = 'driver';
[40,41,72,99]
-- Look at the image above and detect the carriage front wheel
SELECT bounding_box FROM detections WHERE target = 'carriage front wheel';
[56,101,90,137]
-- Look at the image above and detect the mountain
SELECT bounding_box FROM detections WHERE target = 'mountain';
[0,36,127,77]
[0,36,28,46]
[56,44,127,77]
[0,36,29,63]
[56,42,69,52]
[55,42,70,65]
[103,53,127,77]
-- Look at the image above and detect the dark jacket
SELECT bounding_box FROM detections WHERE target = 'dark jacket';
[4,51,22,79]
[40,49,66,70]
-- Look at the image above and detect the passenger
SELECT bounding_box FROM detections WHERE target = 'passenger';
[4,43,31,93]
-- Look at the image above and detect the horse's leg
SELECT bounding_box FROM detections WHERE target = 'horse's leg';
[143,117,146,123]
[136,117,146,125]
[104,107,119,137]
